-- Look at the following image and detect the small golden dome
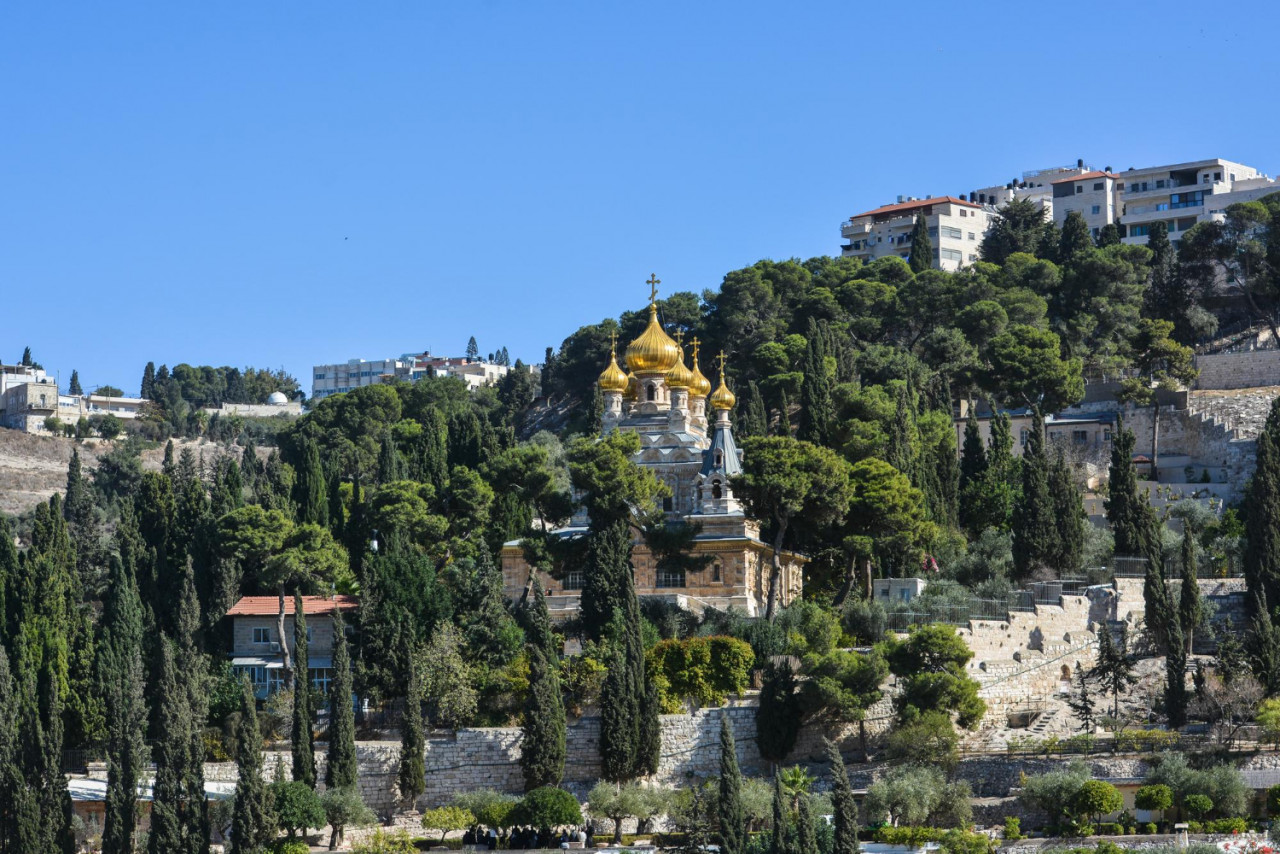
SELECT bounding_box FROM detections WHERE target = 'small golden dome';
[689,337,712,397]
[598,349,628,394]
[666,331,694,389]
[625,294,681,375]
[623,372,638,401]
[709,352,736,411]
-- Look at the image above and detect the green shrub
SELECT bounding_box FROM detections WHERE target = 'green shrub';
[1187,821,1204,833]
[1183,794,1213,820]
[352,829,419,854]
[1143,823,1158,835]
[646,635,754,711]
[1003,817,1023,841]
[1097,823,1123,836]
[1114,730,1180,752]
[1095,841,1123,854]
[1205,818,1250,834]
[269,842,311,854]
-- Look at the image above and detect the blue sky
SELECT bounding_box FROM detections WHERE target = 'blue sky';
[3,1,1278,395]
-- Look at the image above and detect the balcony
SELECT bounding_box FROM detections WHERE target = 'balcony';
[840,220,871,237]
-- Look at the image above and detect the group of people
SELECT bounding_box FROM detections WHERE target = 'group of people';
[462,825,593,850]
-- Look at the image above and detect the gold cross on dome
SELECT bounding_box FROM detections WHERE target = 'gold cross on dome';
[647,273,660,304]
[716,350,727,373]
[609,329,618,353]
[673,329,684,348]
[691,336,701,359]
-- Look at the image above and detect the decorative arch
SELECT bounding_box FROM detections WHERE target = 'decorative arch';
[646,383,657,402]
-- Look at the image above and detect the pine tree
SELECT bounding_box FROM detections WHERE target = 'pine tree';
[908,212,933,273]
[67,370,83,396]
[520,580,565,790]
[797,322,833,446]
[230,677,273,854]
[325,608,358,790]
[825,740,858,854]
[957,410,988,537]
[141,362,156,400]
[718,715,745,854]
[1065,669,1097,735]
[291,593,315,789]
[1050,448,1085,573]
[398,642,426,809]
[1012,409,1057,578]
[1246,398,1280,608]
[1178,533,1203,655]
[1096,222,1122,248]
[466,336,479,361]
[1090,624,1137,719]
[100,555,147,854]
[795,794,817,854]
[294,439,327,526]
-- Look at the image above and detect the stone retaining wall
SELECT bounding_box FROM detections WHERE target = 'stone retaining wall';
[1196,351,1280,390]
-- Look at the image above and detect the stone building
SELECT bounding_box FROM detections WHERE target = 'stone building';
[501,280,805,617]
[225,594,358,699]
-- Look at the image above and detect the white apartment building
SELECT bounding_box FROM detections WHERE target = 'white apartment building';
[1117,158,1276,248]
[968,162,1095,220]
[311,358,408,400]
[840,196,997,272]
[1051,170,1122,238]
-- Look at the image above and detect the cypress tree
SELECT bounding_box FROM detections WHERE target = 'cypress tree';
[520,581,566,790]
[756,661,801,763]
[63,448,93,530]
[1144,557,1175,656]
[241,438,259,494]
[291,592,316,789]
[795,794,817,854]
[797,321,833,446]
[294,439,327,526]
[741,381,769,439]
[67,370,82,396]
[1050,448,1085,573]
[327,469,345,541]
[230,677,273,854]
[1096,222,1122,248]
[141,362,156,400]
[957,410,988,537]
[0,644,18,853]
[377,428,404,484]
[886,382,916,478]
[599,637,635,783]
[580,520,633,644]
[100,554,147,854]
[20,347,31,367]
[163,440,177,478]
[908,211,933,273]
[775,390,792,437]
[176,567,210,852]
[1107,418,1161,567]
[148,642,190,854]
[1245,398,1280,608]
[398,642,426,810]
[1251,592,1280,694]
[718,715,745,854]
[982,412,1017,532]
[1091,624,1137,719]
[1059,211,1093,262]
[1179,533,1203,654]
[1165,609,1188,728]
[1012,409,1057,578]
[325,608,358,790]
[825,739,858,854]
[770,774,791,854]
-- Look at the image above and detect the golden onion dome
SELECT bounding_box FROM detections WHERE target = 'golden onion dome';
[666,332,694,389]
[625,303,682,375]
[709,352,737,411]
[598,350,628,394]
[689,337,713,397]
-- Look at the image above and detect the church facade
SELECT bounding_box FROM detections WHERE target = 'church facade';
[500,280,805,618]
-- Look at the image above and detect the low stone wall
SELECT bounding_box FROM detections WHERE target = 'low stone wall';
[1196,350,1280,390]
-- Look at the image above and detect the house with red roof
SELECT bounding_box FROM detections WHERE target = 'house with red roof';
[839,194,997,271]
[226,594,358,699]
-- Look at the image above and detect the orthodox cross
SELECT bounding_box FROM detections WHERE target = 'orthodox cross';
[691,336,701,361]
[673,329,684,348]
[647,273,660,305]
[609,329,618,353]
[716,350,728,374]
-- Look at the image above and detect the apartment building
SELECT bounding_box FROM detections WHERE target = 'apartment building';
[968,162,1095,220]
[840,196,997,271]
[0,365,59,432]
[1117,158,1276,248]
[311,357,408,399]
[1052,170,1122,238]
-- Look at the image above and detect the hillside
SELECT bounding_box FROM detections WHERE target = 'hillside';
[0,431,244,516]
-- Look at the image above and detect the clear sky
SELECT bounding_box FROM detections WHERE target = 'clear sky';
[3,1,1278,396]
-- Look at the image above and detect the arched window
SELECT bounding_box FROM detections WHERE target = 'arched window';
[712,480,722,500]
[647,383,657,402]
[712,562,721,582]
[714,450,724,467]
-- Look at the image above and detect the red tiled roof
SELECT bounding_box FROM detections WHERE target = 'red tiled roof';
[850,195,980,220]
[1050,171,1117,185]
[226,595,359,617]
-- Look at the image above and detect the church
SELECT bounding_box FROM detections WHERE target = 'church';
[500,278,806,618]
